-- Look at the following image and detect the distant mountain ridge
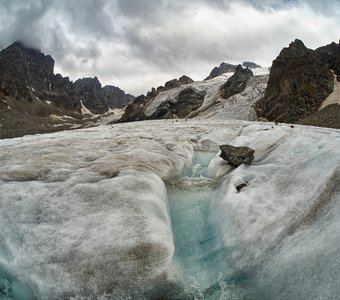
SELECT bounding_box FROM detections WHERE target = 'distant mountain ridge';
[0,41,135,114]
[205,61,261,80]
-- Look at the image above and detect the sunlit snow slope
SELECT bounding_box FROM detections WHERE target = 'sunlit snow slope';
[0,119,340,299]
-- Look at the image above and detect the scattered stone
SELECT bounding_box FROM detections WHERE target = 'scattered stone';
[236,182,248,192]
[219,144,255,167]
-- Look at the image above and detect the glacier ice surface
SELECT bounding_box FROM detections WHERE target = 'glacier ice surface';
[0,119,340,299]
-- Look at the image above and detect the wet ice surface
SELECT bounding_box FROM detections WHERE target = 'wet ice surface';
[167,152,228,298]
[0,119,340,299]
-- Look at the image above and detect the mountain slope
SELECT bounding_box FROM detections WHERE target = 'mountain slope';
[0,41,135,137]
[120,66,269,123]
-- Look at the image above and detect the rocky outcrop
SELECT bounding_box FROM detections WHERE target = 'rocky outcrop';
[315,42,340,81]
[74,77,108,114]
[220,144,255,167]
[119,76,194,122]
[149,88,206,119]
[297,103,340,129]
[157,75,194,92]
[242,61,261,69]
[255,39,334,123]
[205,63,236,80]
[222,65,253,99]
[205,61,260,80]
[0,42,54,100]
[119,95,149,123]
[103,85,135,109]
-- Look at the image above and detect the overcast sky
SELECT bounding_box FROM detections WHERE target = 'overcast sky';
[0,0,339,95]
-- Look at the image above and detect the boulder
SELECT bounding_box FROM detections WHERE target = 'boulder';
[222,65,253,99]
[219,144,255,167]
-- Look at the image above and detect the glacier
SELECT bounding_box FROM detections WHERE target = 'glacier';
[0,118,340,299]
[143,69,269,122]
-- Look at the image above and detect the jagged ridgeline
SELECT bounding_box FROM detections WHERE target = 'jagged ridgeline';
[0,41,134,137]
[1,38,340,139]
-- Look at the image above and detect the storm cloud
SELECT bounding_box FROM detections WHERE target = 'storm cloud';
[0,0,339,95]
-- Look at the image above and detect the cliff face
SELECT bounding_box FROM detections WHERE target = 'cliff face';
[255,39,334,123]
[315,42,340,81]
[74,77,107,114]
[0,42,55,102]
[103,85,135,109]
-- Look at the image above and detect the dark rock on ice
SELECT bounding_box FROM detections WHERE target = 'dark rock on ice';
[222,65,253,99]
[219,144,255,167]
[175,88,205,117]
[150,88,205,119]
[119,76,195,122]
[236,182,248,192]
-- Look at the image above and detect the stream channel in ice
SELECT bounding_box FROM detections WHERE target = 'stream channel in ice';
[167,152,260,300]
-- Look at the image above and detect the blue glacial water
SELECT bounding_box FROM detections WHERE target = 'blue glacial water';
[167,152,261,300]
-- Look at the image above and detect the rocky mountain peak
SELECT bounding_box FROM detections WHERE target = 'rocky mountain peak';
[256,39,334,123]
[278,39,312,59]
[0,41,135,119]
[205,61,260,80]
[242,61,261,69]
[102,85,135,109]
[205,63,236,80]
[222,64,253,99]
[0,41,55,100]
[315,42,340,80]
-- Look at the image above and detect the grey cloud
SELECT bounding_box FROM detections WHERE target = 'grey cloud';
[0,0,339,95]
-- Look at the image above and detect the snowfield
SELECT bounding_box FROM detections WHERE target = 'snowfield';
[0,118,340,299]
